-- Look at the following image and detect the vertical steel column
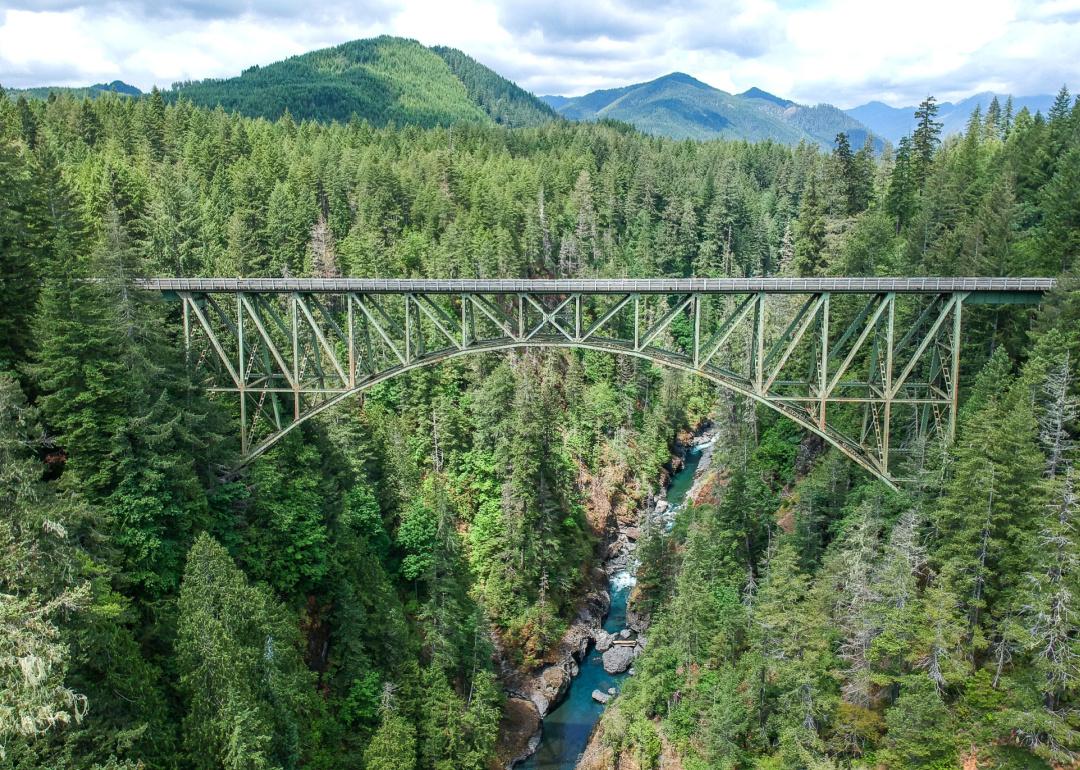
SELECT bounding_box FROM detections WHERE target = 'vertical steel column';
[754,293,766,393]
[517,294,525,339]
[818,293,829,429]
[949,293,964,440]
[574,294,582,341]
[633,294,640,350]
[347,295,356,388]
[461,294,468,348]
[291,292,300,420]
[693,293,702,368]
[404,294,412,364]
[881,293,895,472]
[237,293,247,455]
[182,293,191,366]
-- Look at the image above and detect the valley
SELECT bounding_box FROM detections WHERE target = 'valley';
[2,25,1079,770]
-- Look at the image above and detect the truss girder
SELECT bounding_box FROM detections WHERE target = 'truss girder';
[174,288,979,488]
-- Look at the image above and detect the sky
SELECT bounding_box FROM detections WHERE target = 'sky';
[1,0,1078,107]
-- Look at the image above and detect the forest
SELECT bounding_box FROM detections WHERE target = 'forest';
[0,79,1077,770]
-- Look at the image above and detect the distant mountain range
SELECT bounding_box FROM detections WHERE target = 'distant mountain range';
[541,73,881,149]
[6,79,142,100]
[844,92,1057,143]
[6,37,1060,148]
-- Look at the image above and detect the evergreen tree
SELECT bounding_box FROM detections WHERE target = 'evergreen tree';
[177,534,317,770]
[912,96,943,186]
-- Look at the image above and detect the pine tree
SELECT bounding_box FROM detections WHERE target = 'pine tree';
[793,174,827,276]
[885,136,918,232]
[1023,466,1079,712]
[912,96,943,186]
[177,534,316,770]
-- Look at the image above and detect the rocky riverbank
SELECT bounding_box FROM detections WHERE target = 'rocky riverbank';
[493,571,612,767]
[573,424,719,770]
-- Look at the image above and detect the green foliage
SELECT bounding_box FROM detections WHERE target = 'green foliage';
[177,534,317,770]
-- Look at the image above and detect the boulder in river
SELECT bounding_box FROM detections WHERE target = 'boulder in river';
[535,665,570,715]
[591,689,610,704]
[602,645,635,674]
[594,630,613,652]
[619,628,631,639]
[655,500,669,515]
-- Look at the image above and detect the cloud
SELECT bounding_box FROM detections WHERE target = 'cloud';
[496,0,657,43]
[0,0,1077,106]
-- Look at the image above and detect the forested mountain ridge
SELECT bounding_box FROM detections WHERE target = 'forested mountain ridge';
[543,73,882,148]
[166,35,557,126]
[0,80,1078,770]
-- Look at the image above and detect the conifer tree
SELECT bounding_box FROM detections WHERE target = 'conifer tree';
[912,96,943,186]
[177,534,316,770]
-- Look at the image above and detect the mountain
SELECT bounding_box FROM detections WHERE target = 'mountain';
[738,87,882,149]
[545,74,880,148]
[540,94,573,109]
[6,80,141,100]
[738,86,793,108]
[167,36,556,128]
[846,91,1058,143]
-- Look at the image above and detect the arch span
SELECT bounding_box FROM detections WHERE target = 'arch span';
[147,278,1054,488]
[246,337,898,488]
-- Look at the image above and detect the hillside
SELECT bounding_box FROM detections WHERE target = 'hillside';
[167,36,556,127]
[846,91,1058,142]
[6,80,141,100]
[547,74,879,147]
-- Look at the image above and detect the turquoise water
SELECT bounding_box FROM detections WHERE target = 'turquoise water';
[519,442,706,769]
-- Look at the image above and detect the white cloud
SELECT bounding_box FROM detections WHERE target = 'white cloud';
[0,0,1077,105]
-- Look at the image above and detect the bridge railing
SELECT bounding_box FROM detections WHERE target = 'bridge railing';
[138,277,1057,295]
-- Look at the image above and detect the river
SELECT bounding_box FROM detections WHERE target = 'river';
[519,441,708,770]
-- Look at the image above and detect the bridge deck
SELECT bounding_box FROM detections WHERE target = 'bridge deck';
[139,277,1057,295]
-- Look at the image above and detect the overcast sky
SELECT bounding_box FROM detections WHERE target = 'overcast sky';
[1,0,1078,107]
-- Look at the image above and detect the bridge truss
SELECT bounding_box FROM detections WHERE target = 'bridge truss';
[141,278,1053,488]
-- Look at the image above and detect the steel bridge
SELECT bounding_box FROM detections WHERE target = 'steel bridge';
[140,277,1055,488]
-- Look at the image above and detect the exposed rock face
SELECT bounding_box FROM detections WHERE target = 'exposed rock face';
[625,590,649,633]
[602,644,635,674]
[591,689,610,704]
[538,666,571,713]
[494,696,541,769]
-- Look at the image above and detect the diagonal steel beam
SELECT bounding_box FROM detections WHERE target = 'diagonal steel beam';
[184,294,241,388]
[697,293,757,370]
[414,293,465,350]
[523,293,575,341]
[295,293,348,384]
[240,294,297,390]
[353,293,407,366]
[764,294,826,392]
[826,293,892,397]
[889,294,958,399]
[470,294,518,340]
[581,293,633,342]
[637,294,692,350]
